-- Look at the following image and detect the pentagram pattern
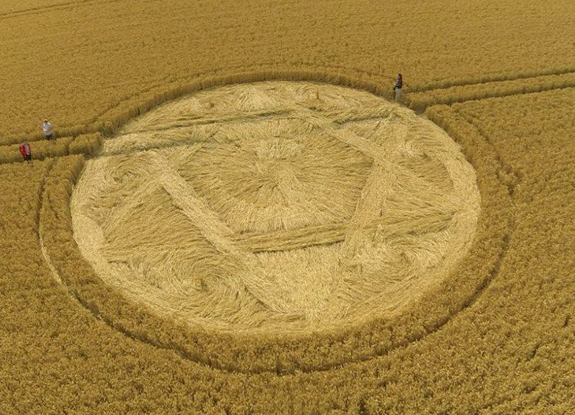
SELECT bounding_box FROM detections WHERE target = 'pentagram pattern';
[71,82,480,333]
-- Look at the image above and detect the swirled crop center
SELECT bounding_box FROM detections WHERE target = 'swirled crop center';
[71,81,480,334]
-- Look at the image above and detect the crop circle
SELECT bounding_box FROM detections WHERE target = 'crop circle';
[71,81,480,335]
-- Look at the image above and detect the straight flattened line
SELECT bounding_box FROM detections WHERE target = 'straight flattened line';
[292,106,411,260]
[238,211,454,253]
[341,162,396,259]
[334,115,391,125]
[316,107,396,125]
[102,181,162,235]
[100,139,212,158]
[325,127,395,162]
[120,109,294,136]
[297,107,408,163]
[305,116,409,257]
[235,223,346,253]
[102,208,455,259]
[102,145,206,235]
[152,154,239,256]
[149,153,297,314]
[102,244,208,261]
[0,0,121,20]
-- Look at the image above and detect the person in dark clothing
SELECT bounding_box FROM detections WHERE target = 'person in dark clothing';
[393,73,403,102]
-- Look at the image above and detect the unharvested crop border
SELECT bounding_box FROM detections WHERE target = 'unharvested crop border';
[2,62,575,153]
[408,71,575,112]
[38,72,514,375]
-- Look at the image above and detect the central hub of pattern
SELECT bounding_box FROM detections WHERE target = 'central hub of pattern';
[71,81,480,333]
[184,122,371,234]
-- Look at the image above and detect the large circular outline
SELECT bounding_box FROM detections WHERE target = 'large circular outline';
[74,82,481,334]
[39,76,513,375]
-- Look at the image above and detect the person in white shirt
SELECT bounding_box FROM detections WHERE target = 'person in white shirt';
[43,120,53,140]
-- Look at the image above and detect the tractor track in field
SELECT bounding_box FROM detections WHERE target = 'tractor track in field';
[0,0,123,21]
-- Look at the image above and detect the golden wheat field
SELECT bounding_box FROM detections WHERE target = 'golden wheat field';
[1,0,575,414]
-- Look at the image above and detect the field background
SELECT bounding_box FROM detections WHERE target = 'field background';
[1,0,575,413]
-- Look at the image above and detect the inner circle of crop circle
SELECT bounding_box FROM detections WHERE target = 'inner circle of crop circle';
[71,81,480,334]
